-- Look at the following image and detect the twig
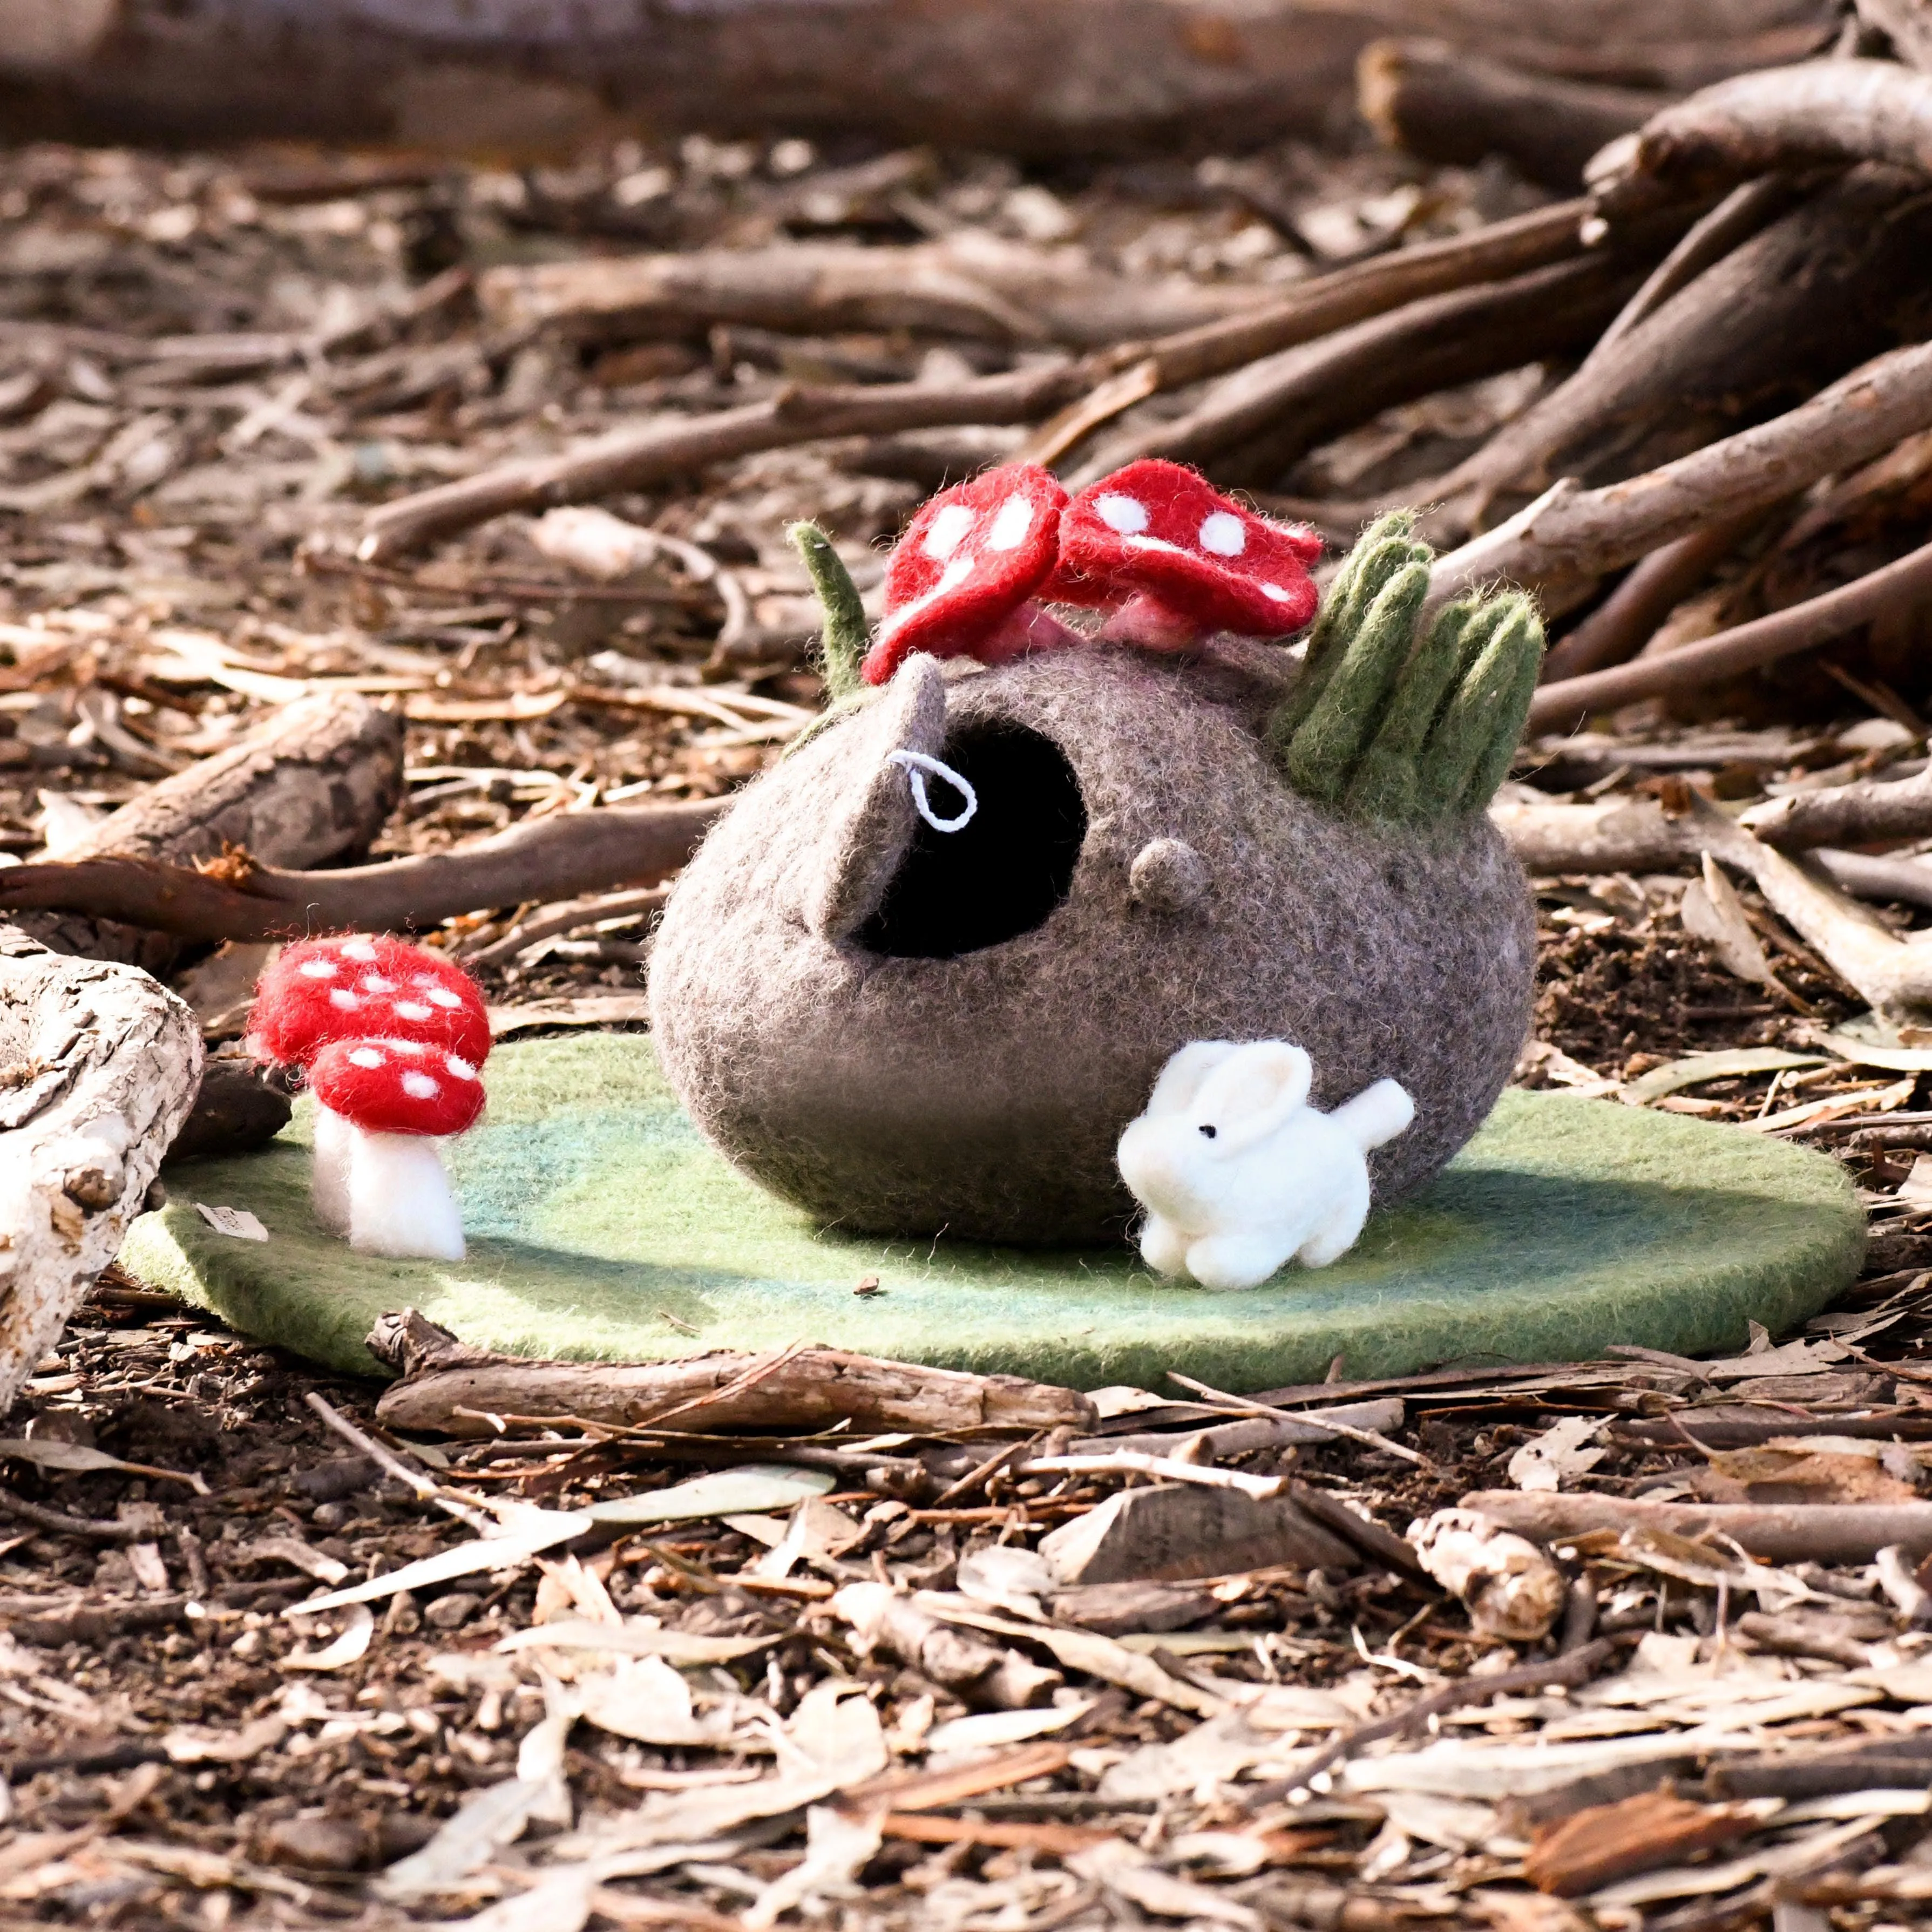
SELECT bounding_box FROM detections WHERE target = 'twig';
[1023,1452,1285,1500]
[0,1483,141,1543]
[0,797,725,942]
[1251,1638,1618,1801]
[1166,1371,1429,1467]
[1526,534,1932,728]
[931,1437,1038,1509]
[1739,754,1932,849]
[303,1391,494,1535]
[459,886,669,968]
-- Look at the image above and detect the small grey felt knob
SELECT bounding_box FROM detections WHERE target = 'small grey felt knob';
[1130,837,1210,915]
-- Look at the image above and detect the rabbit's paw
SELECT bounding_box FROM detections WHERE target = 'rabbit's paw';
[1183,1231,1290,1292]
[1138,1214,1192,1279]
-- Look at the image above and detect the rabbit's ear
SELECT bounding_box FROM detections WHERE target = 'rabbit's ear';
[1143,1040,1240,1117]
[1194,1042,1313,1152]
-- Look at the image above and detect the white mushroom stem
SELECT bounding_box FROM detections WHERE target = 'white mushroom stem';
[311,1103,352,1235]
[344,1128,465,1261]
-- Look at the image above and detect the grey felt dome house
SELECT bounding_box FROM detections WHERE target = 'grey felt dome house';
[647,514,1544,1245]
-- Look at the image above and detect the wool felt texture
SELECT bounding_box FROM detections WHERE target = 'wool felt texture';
[247,934,491,1070]
[1266,513,1543,829]
[120,1034,1866,1389]
[788,521,865,703]
[308,1038,484,1137]
[1050,459,1320,636]
[648,642,1535,1243]
[865,463,1066,684]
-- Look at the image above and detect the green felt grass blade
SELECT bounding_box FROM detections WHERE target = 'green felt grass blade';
[1265,515,1423,758]
[120,1033,1862,1394]
[1283,559,1428,806]
[1344,598,1474,825]
[789,520,866,702]
[1422,593,1544,815]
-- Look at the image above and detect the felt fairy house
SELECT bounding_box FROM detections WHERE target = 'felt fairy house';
[647,460,1544,1248]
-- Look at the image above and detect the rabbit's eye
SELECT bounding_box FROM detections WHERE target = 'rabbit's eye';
[1198,1123,1217,1139]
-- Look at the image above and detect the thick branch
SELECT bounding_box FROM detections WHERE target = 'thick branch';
[1360,38,1669,188]
[1466,1489,1932,1562]
[1592,59,1932,215]
[1741,757,1932,847]
[0,799,727,944]
[1431,341,1932,608]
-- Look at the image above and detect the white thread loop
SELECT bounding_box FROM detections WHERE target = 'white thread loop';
[887,749,978,833]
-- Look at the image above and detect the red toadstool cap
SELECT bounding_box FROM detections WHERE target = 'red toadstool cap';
[1052,459,1321,636]
[865,463,1067,685]
[307,1038,485,1138]
[248,936,491,1071]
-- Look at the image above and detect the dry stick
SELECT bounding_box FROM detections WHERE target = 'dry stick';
[1467,1488,1932,1562]
[303,1392,497,1536]
[1580,174,1798,368]
[1526,533,1932,728]
[459,886,669,969]
[1591,58,1932,216]
[0,1482,141,1543]
[1537,511,1770,683]
[1088,250,1639,483]
[1165,1370,1429,1467]
[1249,1638,1619,1803]
[358,201,1590,558]
[1432,340,1932,609]
[1740,755,1932,848]
[0,796,725,943]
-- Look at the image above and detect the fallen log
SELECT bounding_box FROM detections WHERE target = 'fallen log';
[1465,1489,1932,1562]
[367,1310,1096,1437]
[0,796,726,945]
[1360,38,1671,188]
[1591,59,1932,215]
[0,0,1833,161]
[0,936,201,1415]
[16,692,403,973]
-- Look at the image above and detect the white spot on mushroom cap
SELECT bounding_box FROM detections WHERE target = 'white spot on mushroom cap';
[427,987,462,1009]
[1095,493,1149,535]
[349,1046,384,1069]
[299,959,338,980]
[1199,511,1246,557]
[395,1001,433,1021]
[329,989,360,1011]
[446,1056,478,1081]
[401,1072,440,1101]
[985,493,1033,552]
[360,973,395,993]
[879,551,977,639]
[1262,582,1293,601]
[921,501,976,561]
[1126,534,1184,556]
[339,939,377,963]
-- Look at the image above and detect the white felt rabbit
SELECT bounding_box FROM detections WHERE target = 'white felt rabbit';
[1116,1040,1414,1291]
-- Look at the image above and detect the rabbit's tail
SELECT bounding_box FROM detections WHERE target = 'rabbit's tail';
[1332,1077,1415,1152]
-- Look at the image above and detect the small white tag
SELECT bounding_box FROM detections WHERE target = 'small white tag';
[194,1203,267,1242]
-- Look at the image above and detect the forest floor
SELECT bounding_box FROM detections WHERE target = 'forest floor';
[4,121,1932,1932]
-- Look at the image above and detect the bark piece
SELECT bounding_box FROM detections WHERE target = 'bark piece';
[1036,1484,1360,1587]
[1408,1507,1567,1640]
[0,936,202,1415]
[1859,0,1932,69]
[1463,1489,1932,1563]
[14,692,402,971]
[165,1056,292,1163]
[1524,1788,1767,1897]
[1045,1578,1222,1636]
[1361,39,1670,188]
[368,1310,1096,1437]
[832,1583,1057,1711]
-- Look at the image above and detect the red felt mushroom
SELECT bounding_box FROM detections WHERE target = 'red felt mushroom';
[865,463,1080,685]
[1050,459,1321,650]
[247,936,491,1241]
[307,1038,485,1259]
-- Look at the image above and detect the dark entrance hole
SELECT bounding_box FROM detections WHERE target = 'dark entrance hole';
[857,722,1087,959]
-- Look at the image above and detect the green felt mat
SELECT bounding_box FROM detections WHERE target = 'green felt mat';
[120,1035,1866,1392]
